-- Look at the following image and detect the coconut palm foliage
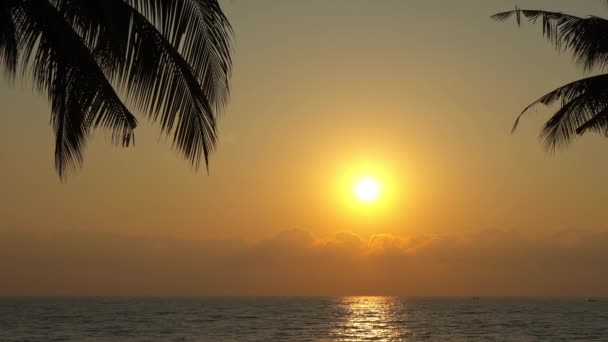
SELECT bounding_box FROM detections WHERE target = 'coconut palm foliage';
[492,6,608,150]
[0,0,232,178]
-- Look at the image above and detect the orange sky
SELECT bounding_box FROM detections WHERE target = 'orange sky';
[1,0,608,296]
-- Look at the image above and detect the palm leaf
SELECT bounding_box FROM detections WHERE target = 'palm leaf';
[128,0,233,110]
[492,9,608,72]
[512,74,608,131]
[0,1,18,78]
[14,0,137,179]
[1,0,232,178]
[107,0,225,169]
[575,106,608,136]
[493,7,608,148]
[50,0,133,78]
[541,88,608,150]
[53,0,231,169]
[55,0,232,111]
[510,74,608,149]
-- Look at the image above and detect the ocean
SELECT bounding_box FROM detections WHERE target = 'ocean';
[0,297,606,341]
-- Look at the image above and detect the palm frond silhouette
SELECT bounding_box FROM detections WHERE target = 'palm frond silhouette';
[0,0,232,179]
[492,5,608,150]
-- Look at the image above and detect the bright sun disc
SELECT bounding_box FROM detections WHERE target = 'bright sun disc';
[354,178,380,202]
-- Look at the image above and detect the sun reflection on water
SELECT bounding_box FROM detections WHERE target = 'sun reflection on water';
[329,296,409,341]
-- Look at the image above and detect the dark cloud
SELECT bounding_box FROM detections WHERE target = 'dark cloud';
[0,229,607,296]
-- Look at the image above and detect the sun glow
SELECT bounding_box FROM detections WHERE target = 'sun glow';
[334,160,403,219]
[354,177,381,203]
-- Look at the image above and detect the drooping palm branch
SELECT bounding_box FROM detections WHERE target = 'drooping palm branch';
[0,0,232,179]
[492,6,608,150]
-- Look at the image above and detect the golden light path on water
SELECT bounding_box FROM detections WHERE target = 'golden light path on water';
[329,296,407,341]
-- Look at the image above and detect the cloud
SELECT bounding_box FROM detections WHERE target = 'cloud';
[0,228,607,296]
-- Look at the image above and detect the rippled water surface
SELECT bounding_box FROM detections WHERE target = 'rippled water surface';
[1,297,607,341]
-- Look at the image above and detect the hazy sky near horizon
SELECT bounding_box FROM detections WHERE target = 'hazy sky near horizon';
[1,0,608,295]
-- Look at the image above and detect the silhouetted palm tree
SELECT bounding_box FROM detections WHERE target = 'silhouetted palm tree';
[492,7,608,150]
[0,0,231,179]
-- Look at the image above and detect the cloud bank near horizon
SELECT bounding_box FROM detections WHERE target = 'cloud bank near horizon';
[1,228,607,296]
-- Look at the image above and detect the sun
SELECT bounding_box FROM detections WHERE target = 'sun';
[354,177,381,203]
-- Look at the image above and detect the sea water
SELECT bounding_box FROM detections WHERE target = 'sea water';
[1,296,607,341]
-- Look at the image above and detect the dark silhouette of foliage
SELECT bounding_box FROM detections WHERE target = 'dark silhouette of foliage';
[492,4,608,150]
[0,0,232,179]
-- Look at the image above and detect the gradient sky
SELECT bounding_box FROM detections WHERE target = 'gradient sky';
[1,0,608,296]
